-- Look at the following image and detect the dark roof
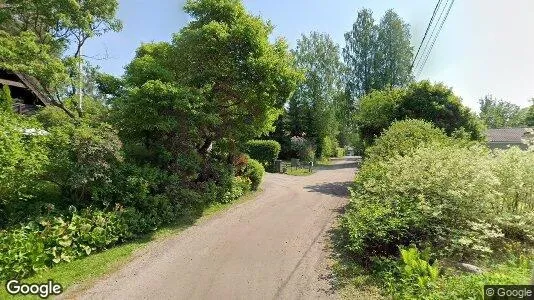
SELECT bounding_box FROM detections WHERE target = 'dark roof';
[486,128,530,143]
[0,69,52,108]
[15,72,52,106]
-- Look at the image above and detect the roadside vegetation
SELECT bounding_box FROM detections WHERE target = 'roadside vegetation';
[336,121,534,298]
[2,0,534,298]
[328,7,534,300]
[0,0,294,282]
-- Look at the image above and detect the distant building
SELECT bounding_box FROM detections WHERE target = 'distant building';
[486,128,533,150]
[0,69,52,114]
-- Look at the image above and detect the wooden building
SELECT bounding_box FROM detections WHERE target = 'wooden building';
[0,69,51,114]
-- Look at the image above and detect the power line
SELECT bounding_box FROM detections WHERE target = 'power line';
[416,0,455,78]
[410,0,443,71]
[414,0,449,75]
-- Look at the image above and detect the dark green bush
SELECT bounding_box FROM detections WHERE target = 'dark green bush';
[356,81,485,145]
[243,158,265,190]
[45,122,123,207]
[243,140,281,170]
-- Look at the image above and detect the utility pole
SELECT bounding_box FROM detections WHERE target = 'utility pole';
[78,45,83,115]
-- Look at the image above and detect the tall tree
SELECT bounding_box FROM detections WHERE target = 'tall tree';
[288,32,344,157]
[343,9,377,99]
[115,0,301,173]
[374,9,413,89]
[479,95,526,128]
[343,8,413,100]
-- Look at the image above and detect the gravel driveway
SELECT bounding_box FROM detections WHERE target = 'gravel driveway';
[74,157,357,300]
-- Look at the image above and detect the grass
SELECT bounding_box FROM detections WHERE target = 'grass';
[316,158,333,166]
[0,190,261,300]
[285,167,314,176]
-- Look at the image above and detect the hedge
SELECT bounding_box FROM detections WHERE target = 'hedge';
[243,140,281,170]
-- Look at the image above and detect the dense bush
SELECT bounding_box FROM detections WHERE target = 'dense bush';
[319,136,338,158]
[243,140,281,170]
[0,111,49,227]
[336,147,345,158]
[45,122,123,207]
[342,144,534,261]
[243,158,265,190]
[0,207,153,280]
[356,81,485,145]
[221,176,251,204]
[364,119,452,163]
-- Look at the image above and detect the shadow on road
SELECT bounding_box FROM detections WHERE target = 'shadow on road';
[304,181,353,197]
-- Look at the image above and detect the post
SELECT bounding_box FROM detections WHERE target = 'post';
[78,45,83,114]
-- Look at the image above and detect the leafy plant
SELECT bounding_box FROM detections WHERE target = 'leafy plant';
[364,119,452,163]
[243,140,281,170]
[242,158,265,190]
[342,143,534,261]
[386,247,440,299]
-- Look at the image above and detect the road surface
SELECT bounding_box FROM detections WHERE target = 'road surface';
[73,157,357,300]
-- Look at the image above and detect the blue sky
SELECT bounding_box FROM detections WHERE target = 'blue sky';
[84,0,534,110]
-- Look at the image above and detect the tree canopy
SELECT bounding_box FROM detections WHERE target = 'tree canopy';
[343,9,413,99]
[287,32,344,156]
[357,81,485,145]
[478,95,527,128]
[115,0,301,174]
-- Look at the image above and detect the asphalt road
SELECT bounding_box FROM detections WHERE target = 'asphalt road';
[73,157,357,300]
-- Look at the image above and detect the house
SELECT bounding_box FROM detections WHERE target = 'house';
[486,128,534,150]
[0,69,51,114]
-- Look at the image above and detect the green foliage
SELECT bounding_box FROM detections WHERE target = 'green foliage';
[343,9,413,99]
[0,30,69,90]
[430,255,533,299]
[242,158,265,190]
[45,122,123,206]
[95,72,125,101]
[0,208,139,280]
[491,147,534,213]
[243,140,281,169]
[336,147,345,157]
[172,0,302,144]
[364,119,452,163]
[319,136,338,158]
[479,95,528,128]
[526,99,534,126]
[387,247,440,299]
[356,88,405,145]
[398,81,485,140]
[1,0,122,55]
[342,144,534,261]
[356,81,485,145]
[221,176,251,204]
[0,111,49,227]
[0,85,13,112]
[287,32,343,155]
